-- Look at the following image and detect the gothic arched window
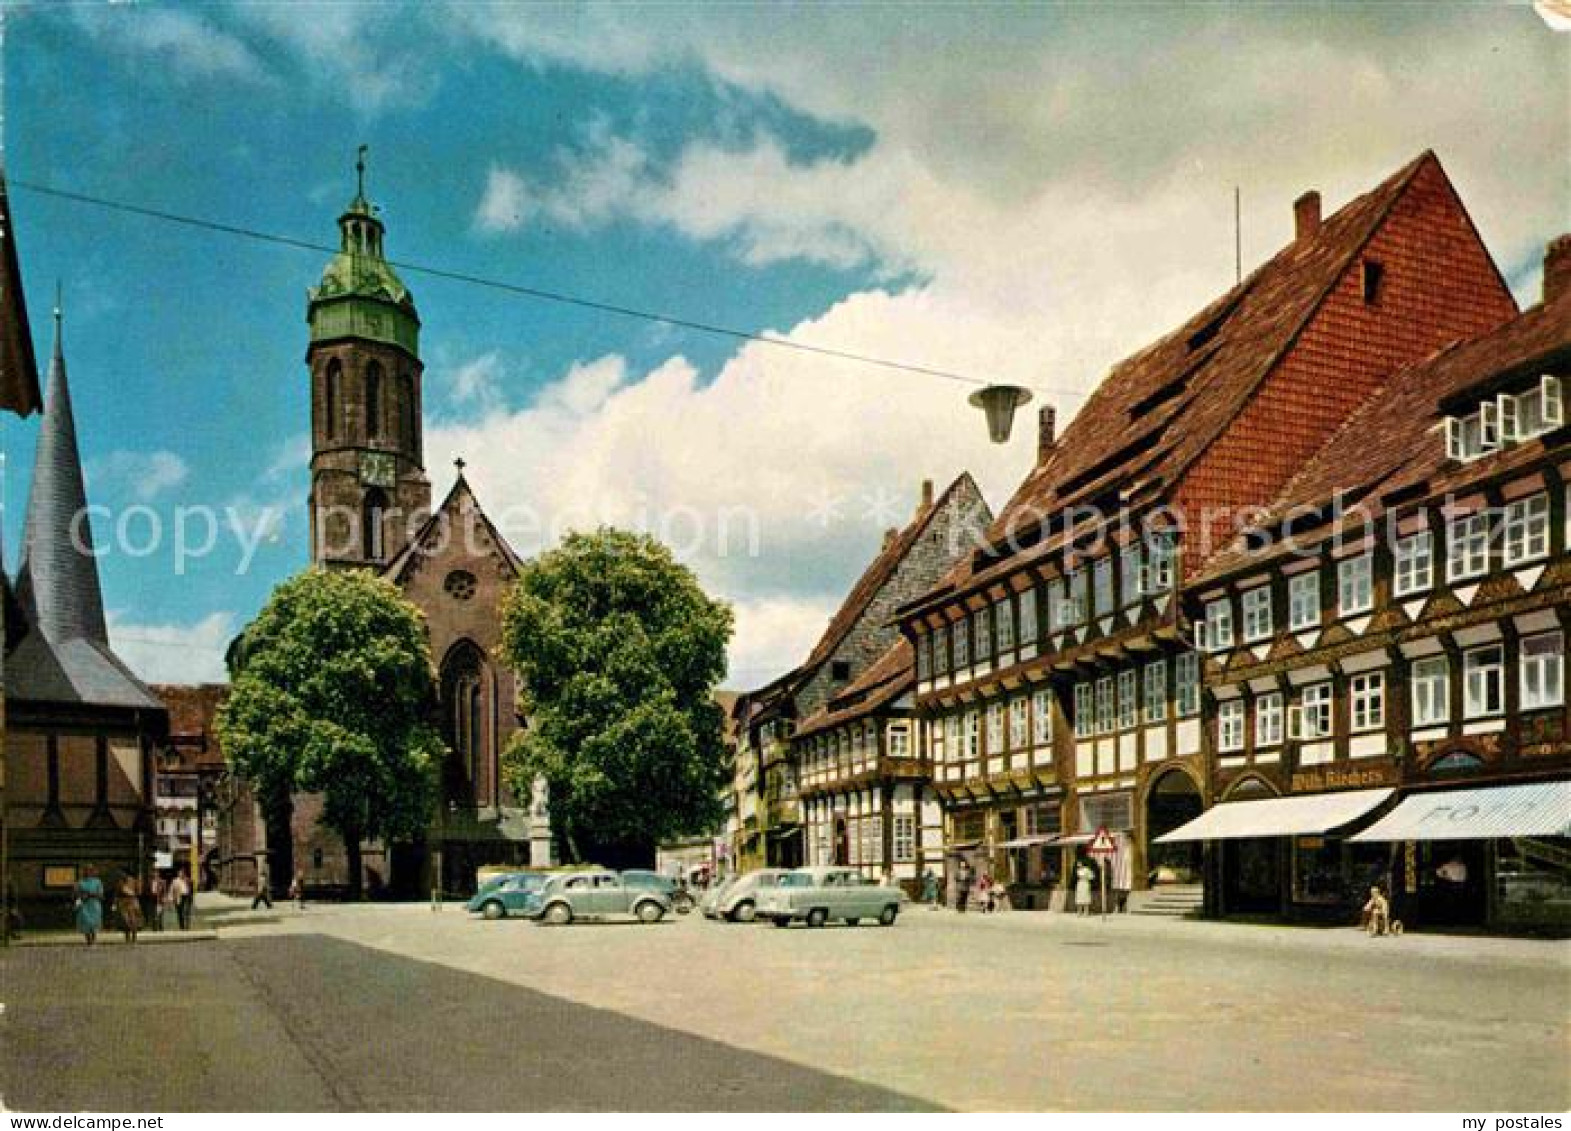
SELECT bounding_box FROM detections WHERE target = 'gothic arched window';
[325,359,342,441]
[440,640,488,806]
[400,372,416,451]
[365,361,383,439]
[362,486,389,562]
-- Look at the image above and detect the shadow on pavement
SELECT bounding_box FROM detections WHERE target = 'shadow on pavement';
[1,934,939,1112]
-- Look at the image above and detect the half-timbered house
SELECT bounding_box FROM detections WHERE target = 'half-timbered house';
[898,152,1519,909]
[1166,235,1571,930]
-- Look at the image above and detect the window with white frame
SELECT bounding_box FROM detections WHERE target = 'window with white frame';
[888,723,911,759]
[893,814,916,863]
[1521,632,1564,711]
[1074,683,1094,739]
[1019,588,1038,645]
[848,816,861,865]
[1394,531,1433,596]
[995,598,1014,653]
[929,718,945,764]
[1121,544,1142,607]
[1176,653,1200,717]
[1143,532,1177,594]
[975,607,992,662]
[1294,682,1333,740]
[1288,571,1320,631]
[1464,644,1504,718]
[1351,672,1386,732]
[1094,557,1115,617]
[1447,513,1490,581]
[1201,598,1234,651]
[1242,585,1273,642]
[1031,687,1053,745]
[1145,659,1168,723]
[1503,493,1550,566]
[934,624,950,674]
[1218,700,1245,753]
[1008,696,1028,749]
[1411,656,1450,726]
[987,702,1005,754]
[953,615,970,668]
[1256,692,1284,747]
[1118,669,1137,730]
[1069,569,1089,623]
[945,716,962,764]
[1047,578,1066,631]
[965,710,981,760]
[1096,677,1115,735]
[1338,554,1373,617]
[1449,376,1563,458]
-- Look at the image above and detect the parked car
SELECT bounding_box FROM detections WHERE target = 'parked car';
[621,869,695,915]
[702,868,789,922]
[531,870,672,925]
[757,867,903,928]
[466,872,550,920]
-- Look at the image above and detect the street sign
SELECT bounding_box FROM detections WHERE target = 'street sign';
[1087,826,1117,856]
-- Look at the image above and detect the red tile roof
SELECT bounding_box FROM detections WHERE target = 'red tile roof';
[1199,287,1571,581]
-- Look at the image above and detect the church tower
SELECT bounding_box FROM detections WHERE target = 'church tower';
[306,149,430,569]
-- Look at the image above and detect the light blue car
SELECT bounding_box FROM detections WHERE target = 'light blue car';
[466,872,549,920]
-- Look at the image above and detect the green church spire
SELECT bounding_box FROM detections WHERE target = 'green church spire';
[307,145,420,357]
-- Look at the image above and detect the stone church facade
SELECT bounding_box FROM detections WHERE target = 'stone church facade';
[284,158,551,897]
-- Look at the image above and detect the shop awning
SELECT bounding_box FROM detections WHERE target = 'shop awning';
[1154,788,1393,843]
[1052,833,1096,846]
[1350,781,1571,842]
[998,835,1057,848]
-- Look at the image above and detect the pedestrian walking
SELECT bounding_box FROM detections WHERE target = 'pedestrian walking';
[251,862,273,911]
[148,872,167,932]
[171,868,192,931]
[1074,859,1096,917]
[158,871,176,930]
[921,867,939,909]
[73,865,104,945]
[979,872,995,914]
[289,871,304,911]
[115,874,142,943]
[955,859,973,914]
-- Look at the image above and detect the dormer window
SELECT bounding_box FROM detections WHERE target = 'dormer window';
[1446,375,1562,461]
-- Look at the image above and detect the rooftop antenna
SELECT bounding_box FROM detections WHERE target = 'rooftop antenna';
[1234,186,1242,286]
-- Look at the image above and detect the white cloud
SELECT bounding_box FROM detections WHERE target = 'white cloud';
[87,450,190,502]
[726,595,838,688]
[72,7,265,83]
[108,611,236,685]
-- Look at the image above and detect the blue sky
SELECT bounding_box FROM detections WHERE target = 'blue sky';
[2,2,1566,687]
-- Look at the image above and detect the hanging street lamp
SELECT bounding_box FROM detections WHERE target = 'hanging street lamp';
[969,384,1033,444]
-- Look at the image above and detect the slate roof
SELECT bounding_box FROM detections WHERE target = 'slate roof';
[0,170,41,417]
[800,471,982,676]
[901,151,1466,616]
[6,308,164,714]
[794,637,914,739]
[1198,281,1571,583]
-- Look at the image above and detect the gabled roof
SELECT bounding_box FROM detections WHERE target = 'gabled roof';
[7,631,166,713]
[987,151,1443,545]
[1198,284,1571,583]
[800,471,982,676]
[794,638,914,739]
[15,306,107,645]
[383,470,523,586]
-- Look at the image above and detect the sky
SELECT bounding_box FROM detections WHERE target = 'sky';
[1,1,1566,689]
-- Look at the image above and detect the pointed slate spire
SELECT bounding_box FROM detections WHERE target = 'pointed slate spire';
[15,292,108,645]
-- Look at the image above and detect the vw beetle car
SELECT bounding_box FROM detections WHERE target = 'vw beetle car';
[621,869,695,914]
[701,868,789,922]
[465,872,549,920]
[531,870,672,925]
[757,866,903,928]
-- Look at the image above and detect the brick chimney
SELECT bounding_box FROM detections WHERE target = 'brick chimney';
[883,527,899,550]
[1294,190,1321,241]
[1544,234,1571,305]
[1038,404,1057,461]
[920,478,934,513]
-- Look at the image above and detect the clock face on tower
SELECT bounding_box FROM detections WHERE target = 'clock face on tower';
[359,451,397,489]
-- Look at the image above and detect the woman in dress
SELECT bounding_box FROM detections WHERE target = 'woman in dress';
[1074,858,1096,917]
[74,865,104,945]
[115,873,143,943]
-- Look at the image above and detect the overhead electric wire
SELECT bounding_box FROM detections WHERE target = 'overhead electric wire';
[11,178,1084,399]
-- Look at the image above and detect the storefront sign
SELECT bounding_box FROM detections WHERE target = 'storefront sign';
[1290,764,1395,793]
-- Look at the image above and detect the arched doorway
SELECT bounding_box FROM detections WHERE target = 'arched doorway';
[1146,768,1204,884]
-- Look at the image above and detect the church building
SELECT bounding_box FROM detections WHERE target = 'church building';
[282,155,550,897]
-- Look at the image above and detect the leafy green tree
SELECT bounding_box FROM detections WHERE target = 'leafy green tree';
[501,528,733,866]
[218,568,443,899]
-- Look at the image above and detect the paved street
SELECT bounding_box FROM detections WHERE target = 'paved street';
[3,896,1567,1112]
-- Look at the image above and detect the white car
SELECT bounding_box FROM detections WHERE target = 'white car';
[757,866,903,928]
[701,868,789,922]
